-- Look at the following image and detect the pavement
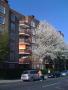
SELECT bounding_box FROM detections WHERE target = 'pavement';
[0,79,21,84]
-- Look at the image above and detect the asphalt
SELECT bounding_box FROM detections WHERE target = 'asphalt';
[0,79,21,84]
[0,76,68,90]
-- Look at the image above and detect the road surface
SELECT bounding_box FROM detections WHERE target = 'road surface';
[0,76,68,90]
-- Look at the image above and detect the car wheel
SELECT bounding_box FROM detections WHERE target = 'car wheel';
[30,77,34,81]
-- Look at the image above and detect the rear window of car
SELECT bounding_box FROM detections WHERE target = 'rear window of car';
[23,70,38,74]
[30,70,38,74]
[23,71,28,74]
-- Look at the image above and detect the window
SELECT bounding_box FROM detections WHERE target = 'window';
[32,29,35,35]
[0,16,5,24]
[11,23,15,30]
[32,36,36,43]
[10,53,14,61]
[30,70,37,74]
[11,14,16,21]
[19,44,26,49]
[0,29,3,33]
[31,21,35,27]
[0,5,5,14]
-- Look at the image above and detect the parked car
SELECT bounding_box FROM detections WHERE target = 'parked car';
[48,73,55,78]
[61,70,68,77]
[21,70,42,81]
[54,71,61,78]
[48,71,60,78]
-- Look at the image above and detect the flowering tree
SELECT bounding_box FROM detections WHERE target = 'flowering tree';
[61,43,68,56]
[33,21,64,64]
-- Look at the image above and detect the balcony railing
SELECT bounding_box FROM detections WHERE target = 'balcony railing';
[19,49,32,54]
[19,39,31,44]
[19,42,30,46]
[19,21,31,28]
[19,29,31,34]
[19,21,30,25]
[19,29,31,36]
[19,58,31,64]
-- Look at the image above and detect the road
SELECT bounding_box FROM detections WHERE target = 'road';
[0,77,68,90]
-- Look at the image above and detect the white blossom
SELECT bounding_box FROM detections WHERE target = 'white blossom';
[33,21,64,60]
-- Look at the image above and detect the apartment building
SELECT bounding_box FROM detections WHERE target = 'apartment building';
[0,0,39,70]
[31,18,39,69]
[0,0,9,68]
[0,0,22,69]
[8,9,23,69]
[19,16,39,69]
[0,0,9,35]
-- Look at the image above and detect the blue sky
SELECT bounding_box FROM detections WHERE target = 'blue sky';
[9,0,68,43]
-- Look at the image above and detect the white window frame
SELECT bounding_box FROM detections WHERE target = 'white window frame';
[0,5,5,14]
[0,16,5,24]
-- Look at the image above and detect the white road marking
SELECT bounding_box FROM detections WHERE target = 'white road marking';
[56,86,64,90]
[42,82,60,88]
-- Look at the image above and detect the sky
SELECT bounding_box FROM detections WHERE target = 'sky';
[9,0,68,43]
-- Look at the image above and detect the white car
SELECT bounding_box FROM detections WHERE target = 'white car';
[21,70,40,81]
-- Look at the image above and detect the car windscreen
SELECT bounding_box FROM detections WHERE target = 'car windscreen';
[23,71,28,74]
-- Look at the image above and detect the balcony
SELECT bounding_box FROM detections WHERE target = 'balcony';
[19,39,31,45]
[19,58,31,64]
[19,29,31,37]
[19,21,31,28]
[19,49,32,55]
[19,42,30,46]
